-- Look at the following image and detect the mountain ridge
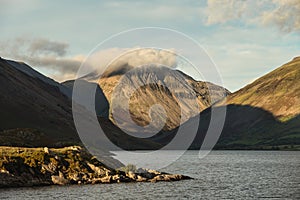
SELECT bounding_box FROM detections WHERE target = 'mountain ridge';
[0,56,299,150]
[0,57,79,147]
[192,56,300,149]
[218,56,300,121]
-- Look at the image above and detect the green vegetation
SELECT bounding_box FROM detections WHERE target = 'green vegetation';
[208,57,300,150]
[0,146,110,177]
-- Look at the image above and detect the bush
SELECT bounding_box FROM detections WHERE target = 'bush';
[118,164,137,173]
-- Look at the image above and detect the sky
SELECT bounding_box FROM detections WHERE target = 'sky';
[0,0,299,92]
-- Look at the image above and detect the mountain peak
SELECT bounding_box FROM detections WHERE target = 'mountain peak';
[98,65,229,132]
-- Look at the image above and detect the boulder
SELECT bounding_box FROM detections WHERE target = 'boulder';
[126,171,137,180]
[51,171,69,185]
[100,175,112,183]
[43,147,49,154]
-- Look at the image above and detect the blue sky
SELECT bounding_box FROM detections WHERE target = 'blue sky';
[0,0,299,91]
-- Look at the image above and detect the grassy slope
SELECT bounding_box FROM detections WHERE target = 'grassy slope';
[210,57,300,150]
[220,56,300,121]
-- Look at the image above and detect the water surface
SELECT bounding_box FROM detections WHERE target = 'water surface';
[1,151,299,199]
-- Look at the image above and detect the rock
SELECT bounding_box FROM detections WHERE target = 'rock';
[0,172,52,187]
[147,169,161,175]
[110,174,128,183]
[68,172,80,182]
[43,147,49,154]
[119,175,131,183]
[150,174,192,182]
[136,168,161,179]
[87,163,106,176]
[100,175,112,183]
[82,174,88,181]
[51,175,69,185]
[138,172,155,179]
[0,169,9,174]
[90,178,101,184]
[51,171,69,185]
[150,175,165,182]
[112,174,120,181]
[136,175,148,182]
[0,146,193,188]
[67,146,81,152]
[126,171,137,180]
[41,162,57,173]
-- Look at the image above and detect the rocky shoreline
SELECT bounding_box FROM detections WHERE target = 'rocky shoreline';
[0,146,192,188]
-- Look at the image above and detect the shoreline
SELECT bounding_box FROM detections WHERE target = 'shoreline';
[0,146,192,188]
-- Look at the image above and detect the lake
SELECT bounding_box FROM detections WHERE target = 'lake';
[0,151,299,199]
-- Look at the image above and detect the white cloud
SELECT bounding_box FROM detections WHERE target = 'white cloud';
[205,0,300,33]
[260,0,300,33]
[81,48,178,78]
[206,0,248,25]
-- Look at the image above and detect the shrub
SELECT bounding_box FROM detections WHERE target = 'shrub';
[118,164,137,173]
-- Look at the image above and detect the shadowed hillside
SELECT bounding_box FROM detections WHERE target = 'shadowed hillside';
[0,58,79,147]
[189,57,300,150]
[0,58,162,150]
[62,79,110,118]
[191,105,300,150]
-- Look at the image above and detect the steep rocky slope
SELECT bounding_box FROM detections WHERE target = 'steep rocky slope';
[98,65,230,132]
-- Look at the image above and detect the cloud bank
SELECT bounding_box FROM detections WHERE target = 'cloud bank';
[0,38,177,81]
[0,37,84,81]
[28,38,69,56]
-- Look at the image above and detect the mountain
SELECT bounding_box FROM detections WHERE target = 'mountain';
[0,58,79,147]
[218,56,300,121]
[97,65,230,133]
[62,79,109,118]
[5,59,71,98]
[1,55,298,151]
[187,56,300,150]
[0,58,162,150]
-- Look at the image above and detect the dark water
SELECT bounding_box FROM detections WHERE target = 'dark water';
[1,151,299,200]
